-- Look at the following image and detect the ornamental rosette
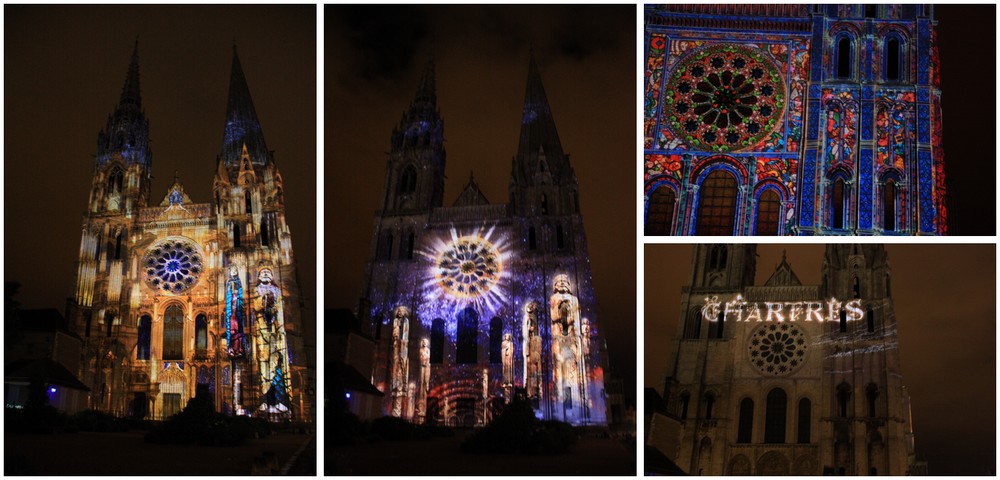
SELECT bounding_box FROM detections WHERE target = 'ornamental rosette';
[665,44,786,152]
[142,238,204,294]
[748,323,807,376]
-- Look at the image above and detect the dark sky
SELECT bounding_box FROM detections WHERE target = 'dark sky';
[935,4,995,235]
[4,6,316,339]
[324,5,637,395]
[645,244,996,475]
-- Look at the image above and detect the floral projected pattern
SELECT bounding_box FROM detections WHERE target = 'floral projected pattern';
[664,44,786,152]
[435,236,502,300]
[645,154,684,182]
[644,34,667,149]
[748,323,807,376]
[142,239,203,294]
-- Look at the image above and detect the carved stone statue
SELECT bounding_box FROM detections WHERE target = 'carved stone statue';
[522,301,543,398]
[549,274,586,420]
[501,333,514,385]
[416,338,430,421]
[390,306,410,417]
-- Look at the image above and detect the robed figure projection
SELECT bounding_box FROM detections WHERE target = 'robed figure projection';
[390,306,410,417]
[253,267,290,414]
[549,274,588,421]
[225,266,247,358]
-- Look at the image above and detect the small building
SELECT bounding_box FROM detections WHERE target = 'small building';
[327,308,382,420]
[5,309,89,413]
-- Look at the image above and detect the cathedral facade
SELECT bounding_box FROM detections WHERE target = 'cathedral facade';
[358,58,608,426]
[68,44,310,421]
[653,245,924,475]
[643,5,946,236]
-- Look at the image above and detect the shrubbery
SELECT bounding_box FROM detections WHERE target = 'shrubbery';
[144,385,271,446]
[461,398,577,454]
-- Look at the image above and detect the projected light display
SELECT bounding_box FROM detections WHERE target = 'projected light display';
[701,294,864,323]
[419,226,512,318]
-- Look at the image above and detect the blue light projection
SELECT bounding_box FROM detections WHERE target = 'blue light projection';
[225,267,247,358]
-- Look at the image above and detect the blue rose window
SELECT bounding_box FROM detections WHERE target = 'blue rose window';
[748,323,807,376]
[143,239,203,294]
[435,236,502,300]
[665,44,785,152]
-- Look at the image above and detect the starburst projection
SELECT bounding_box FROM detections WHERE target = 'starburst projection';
[419,225,512,321]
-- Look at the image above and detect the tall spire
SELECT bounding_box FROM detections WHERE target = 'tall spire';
[414,57,436,106]
[221,46,269,167]
[119,38,142,108]
[516,53,567,179]
[96,41,151,168]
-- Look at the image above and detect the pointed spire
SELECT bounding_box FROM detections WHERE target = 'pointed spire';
[414,57,436,106]
[516,53,567,179]
[221,46,268,167]
[119,37,142,108]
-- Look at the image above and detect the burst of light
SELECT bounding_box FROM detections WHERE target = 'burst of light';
[49,387,57,393]
[418,225,513,323]
[345,392,351,399]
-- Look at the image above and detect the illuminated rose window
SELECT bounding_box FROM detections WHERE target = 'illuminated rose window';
[748,323,807,376]
[435,236,502,300]
[665,44,785,152]
[142,239,204,294]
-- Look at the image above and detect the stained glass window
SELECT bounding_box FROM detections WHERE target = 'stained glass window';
[664,44,785,152]
[748,323,807,376]
[195,314,208,352]
[764,388,787,443]
[883,180,897,231]
[162,305,184,360]
[755,189,781,235]
[737,398,754,443]
[696,170,738,235]
[456,308,478,364]
[646,186,675,236]
[137,315,151,360]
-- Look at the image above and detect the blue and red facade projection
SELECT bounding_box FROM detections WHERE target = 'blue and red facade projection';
[644,5,946,236]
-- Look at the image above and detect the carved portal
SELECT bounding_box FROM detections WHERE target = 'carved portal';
[756,450,790,475]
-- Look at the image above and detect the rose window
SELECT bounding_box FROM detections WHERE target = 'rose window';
[435,236,502,300]
[748,323,807,376]
[142,239,204,294]
[665,44,785,152]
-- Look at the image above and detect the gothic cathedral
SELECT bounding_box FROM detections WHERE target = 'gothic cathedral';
[68,44,310,421]
[644,5,946,236]
[359,57,608,426]
[653,245,924,475]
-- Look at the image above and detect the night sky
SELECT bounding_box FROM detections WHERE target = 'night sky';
[324,5,637,396]
[645,244,996,475]
[935,4,995,235]
[4,6,316,340]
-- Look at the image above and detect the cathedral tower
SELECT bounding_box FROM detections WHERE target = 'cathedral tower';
[69,45,309,422]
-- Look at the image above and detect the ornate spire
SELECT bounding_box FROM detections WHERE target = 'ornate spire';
[221,46,268,167]
[96,41,151,168]
[515,53,567,181]
[414,57,436,106]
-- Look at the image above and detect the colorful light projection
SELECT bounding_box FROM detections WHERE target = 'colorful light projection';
[418,226,512,322]
[389,306,411,417]
[549,274,592,422]
[701,294,864,323]
[142,238,203,294]
[224,266,247,357]
[252,267,291,414]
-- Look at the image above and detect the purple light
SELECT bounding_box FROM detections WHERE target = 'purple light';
[49,387,57,393]
[345,392,351,399]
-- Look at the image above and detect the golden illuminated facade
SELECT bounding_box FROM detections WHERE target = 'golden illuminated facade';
[68,44,309,421]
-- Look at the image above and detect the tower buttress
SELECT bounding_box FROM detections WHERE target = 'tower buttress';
[688,244,757,292]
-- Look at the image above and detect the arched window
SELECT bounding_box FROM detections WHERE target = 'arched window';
[755,189,781,235]
[108,166,124,194]
[528,226,537,250]
[684,308,702,340]
[886,38,901,81]
[737,398,754,443]
[406,232,415,260]
[837,382,852,417]
[883,180,897,231]
[680,392,691,419]
[556,225,565,250]
[430,318,445,364]
[233,223,241,248]
[114,231,124,260]
[488,317,503,364]
[105,312,114,337]
[696,170,738,235]
[867,306,875,333]
[853,276,861,298]
[244,190,253,215]
[866,384,879,417]
[379,232,394,261]
[704,393,716,420]
[832,178,846,229]
[398,165,417,196]
[162,305,184,360]
[137,315,152,360]
[260,216,270,247]
[708,245,728,271]
[839,307,848,333]
[646,186,676,236]
[837,36,852,79]
[714,310,725,339]
[797,398,812,443]
[456,308,478,364]
[540,194,549,215]
[764,388,787,443]
[195,314,208,353]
